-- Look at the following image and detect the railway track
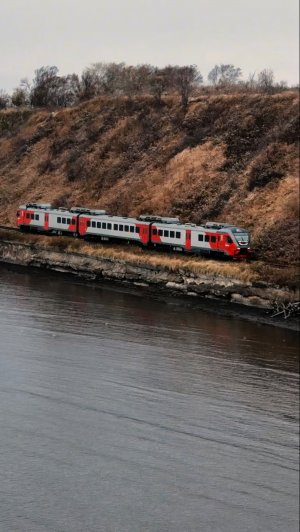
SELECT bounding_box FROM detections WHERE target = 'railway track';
[0,225,295,270]
[0,225,19,232]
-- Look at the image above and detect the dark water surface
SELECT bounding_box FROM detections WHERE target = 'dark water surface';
[0,266,299,532]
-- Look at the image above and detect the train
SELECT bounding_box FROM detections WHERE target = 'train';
[16,203,253,259]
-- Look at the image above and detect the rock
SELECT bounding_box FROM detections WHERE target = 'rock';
[0,239,297,314]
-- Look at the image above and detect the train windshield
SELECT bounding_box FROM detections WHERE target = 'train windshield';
[231,228,250,246]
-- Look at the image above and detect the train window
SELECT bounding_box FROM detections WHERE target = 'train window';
[35,214,39,220]
[176,232,181,239]
[107,223,112,230]
[102,222,107,229]
[130,226,134,233]
[211,236,216,243]
[57,217,61,223]
[114,224,118,230]
[135,226,140,233]
[97,222,101,228]
[87,220,91,227]
[30,213,34,219]
[158,229,163,236]
[125,225,129,232]
[72,218,76,225]
[227,236,233,244]
[170,231,175,238]
[91,221,96,228]
[164,230,169,237]
[119,225,123,231]
[62,217,66,224]
[152,228,157,235]
[205,235,209,242]
[198,234,203,241]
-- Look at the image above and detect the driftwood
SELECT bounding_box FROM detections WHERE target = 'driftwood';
[269,301,300,320]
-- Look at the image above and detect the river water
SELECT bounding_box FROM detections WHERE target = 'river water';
[0,266,299,532]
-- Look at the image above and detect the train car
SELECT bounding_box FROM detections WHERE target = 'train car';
[17,204,106,236]
[149,218,252,259]
[80,214,151,246]
[16,204,252,259]
[16,204,152,246]
[17,203,80,235]
[17,203,52,232]
[186,222,252,259]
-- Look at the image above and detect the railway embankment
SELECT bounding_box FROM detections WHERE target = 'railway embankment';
[0,234,299,329]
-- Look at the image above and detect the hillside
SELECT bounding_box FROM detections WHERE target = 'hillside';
[0,92,299,267]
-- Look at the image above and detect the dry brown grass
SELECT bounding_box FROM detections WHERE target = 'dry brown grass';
[2,229,295,286]
[2,226,300,288]
[0,92,299,268]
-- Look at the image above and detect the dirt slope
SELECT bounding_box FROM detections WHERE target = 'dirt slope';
[0,92,299,265]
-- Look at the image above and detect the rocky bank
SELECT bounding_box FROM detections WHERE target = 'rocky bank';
[1,237,299,330]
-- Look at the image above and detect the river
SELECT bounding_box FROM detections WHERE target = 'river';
[0,265,299,532]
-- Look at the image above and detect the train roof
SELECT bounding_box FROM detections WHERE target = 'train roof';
[138,215,180,224]
[19,204,107,216]
[19,203,52,210]
[18,204,249,232]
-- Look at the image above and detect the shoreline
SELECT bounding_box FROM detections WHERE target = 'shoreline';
[0,238,299,331]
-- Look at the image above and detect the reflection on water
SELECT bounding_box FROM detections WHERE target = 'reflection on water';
[0,266,299,532]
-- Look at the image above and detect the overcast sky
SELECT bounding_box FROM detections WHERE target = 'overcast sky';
[0,0,298,91]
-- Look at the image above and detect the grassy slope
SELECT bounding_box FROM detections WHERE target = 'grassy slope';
[0,92,299,277]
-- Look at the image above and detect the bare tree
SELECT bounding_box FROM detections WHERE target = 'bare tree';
[28,66,81,107]
[11,87,29,107]
[80,62,127,98]
[0,90,10,109]
[208,64,242,86]
[257,69,275,93]
[48,74,80,107]
[80,68,98,100]
[246,72,257,90]
[103,62,126,95]
[275,80,288,91]
[20,77,31,94]
[118,65,135,97]
[173,65,203,108]
[132,64,153,94]
[30,66,60,107]
[207,65,219,86]
[149,68,167,103]
[121,64,152,97]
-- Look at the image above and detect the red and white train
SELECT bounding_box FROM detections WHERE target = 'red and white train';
[16,203,252,259]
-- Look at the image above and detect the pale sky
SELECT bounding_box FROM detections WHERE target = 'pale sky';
[0,0,299,92]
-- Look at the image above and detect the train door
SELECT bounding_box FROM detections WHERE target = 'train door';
[44,213,49,231]
[185,229,191,251]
